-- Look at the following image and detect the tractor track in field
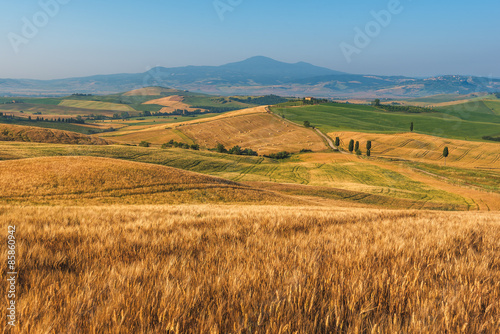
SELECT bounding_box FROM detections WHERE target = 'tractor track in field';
[292,165,309,184]
[233,158,264,182]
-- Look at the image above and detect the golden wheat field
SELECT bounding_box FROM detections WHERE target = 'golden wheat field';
[329,131,500,169]
[179,113,326,154]
[0,156,295,206]
[143,96,204,114]
[0,124,111,145]
[1,205,499,333]
[103,106,327,153]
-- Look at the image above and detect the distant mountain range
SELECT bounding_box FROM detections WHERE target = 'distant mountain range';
[2,56,500,98]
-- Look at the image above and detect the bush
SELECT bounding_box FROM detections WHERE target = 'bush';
[139,141,150,148]
[300,149,313,153]
[216,143,228,153]
[229,145,242,155]
[356,149,362,156]
[266,151,291,159]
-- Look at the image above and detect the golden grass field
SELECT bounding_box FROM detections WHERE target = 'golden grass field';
[58,100,135,112]
[328,131,500,169]
[99,106,327,153]
[1,205,498,333]
[178,112,326,154]
[0,124,110,145]
[143,95,205,114]
[0,156,295,206]
[1,100,500,332]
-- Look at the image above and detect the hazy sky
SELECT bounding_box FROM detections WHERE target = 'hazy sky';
[1,0,499,79]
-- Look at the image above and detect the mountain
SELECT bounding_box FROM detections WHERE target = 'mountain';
[1,57,499,98]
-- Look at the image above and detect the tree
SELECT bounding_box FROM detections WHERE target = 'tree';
[443,146,449,166]
[335,137,340,147]
[229,145,242,155]
[120,111,130,120]
[348,140,354,153]
[366,149,371,157]
[366,140,372,151]
[355,141,360,152]
[410,122,414,132]
[216,143,227,153]
[303,120,311,128]
[373,99,381,106]
[356,149,362,156]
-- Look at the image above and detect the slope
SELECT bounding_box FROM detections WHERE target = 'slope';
[0,156,296,205]
[0,124,111,145]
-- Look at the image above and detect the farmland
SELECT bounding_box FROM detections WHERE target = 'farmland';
[272,101,500,141]
[1,205,499,333]
[1,90,499,333]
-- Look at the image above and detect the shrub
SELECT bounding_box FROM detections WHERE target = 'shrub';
[139,141,150,148]
[266,151,291,159]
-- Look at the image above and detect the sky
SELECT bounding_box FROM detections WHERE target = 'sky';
[1,0,499,80]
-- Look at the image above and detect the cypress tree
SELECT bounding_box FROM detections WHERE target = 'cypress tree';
[443,147,449,166]
[348,140,354,152]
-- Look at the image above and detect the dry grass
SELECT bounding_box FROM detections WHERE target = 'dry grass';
[143,96,205,114]
[0,156,295,205]
[100,128,191,145]
[0,124,111,145]
[58,100,135,112]
[179,113,326,154]
[329,131,500,169]
[1,205,499,333]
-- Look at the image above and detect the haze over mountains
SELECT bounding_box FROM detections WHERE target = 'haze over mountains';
[2,56,499,98]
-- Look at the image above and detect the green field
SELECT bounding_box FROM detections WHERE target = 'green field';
[0,142,468,209]
[407,94,471,104]
[484,100,500,116]
[271,103,500,141]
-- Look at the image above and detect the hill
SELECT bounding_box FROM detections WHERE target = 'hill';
[329,131,500,169]
[272,102,500,141]
[103,106,328,154]
[0,156,297,205]
[1,57,499,97]
[0,124,111,145]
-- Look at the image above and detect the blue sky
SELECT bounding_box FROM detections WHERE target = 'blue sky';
[1,0,499,79]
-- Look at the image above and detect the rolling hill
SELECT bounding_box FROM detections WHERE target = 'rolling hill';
[0,124,111,145]
[1,57,500,97]
[102,106,328,154]
[0,156,296,205]
[272,102,500,141]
